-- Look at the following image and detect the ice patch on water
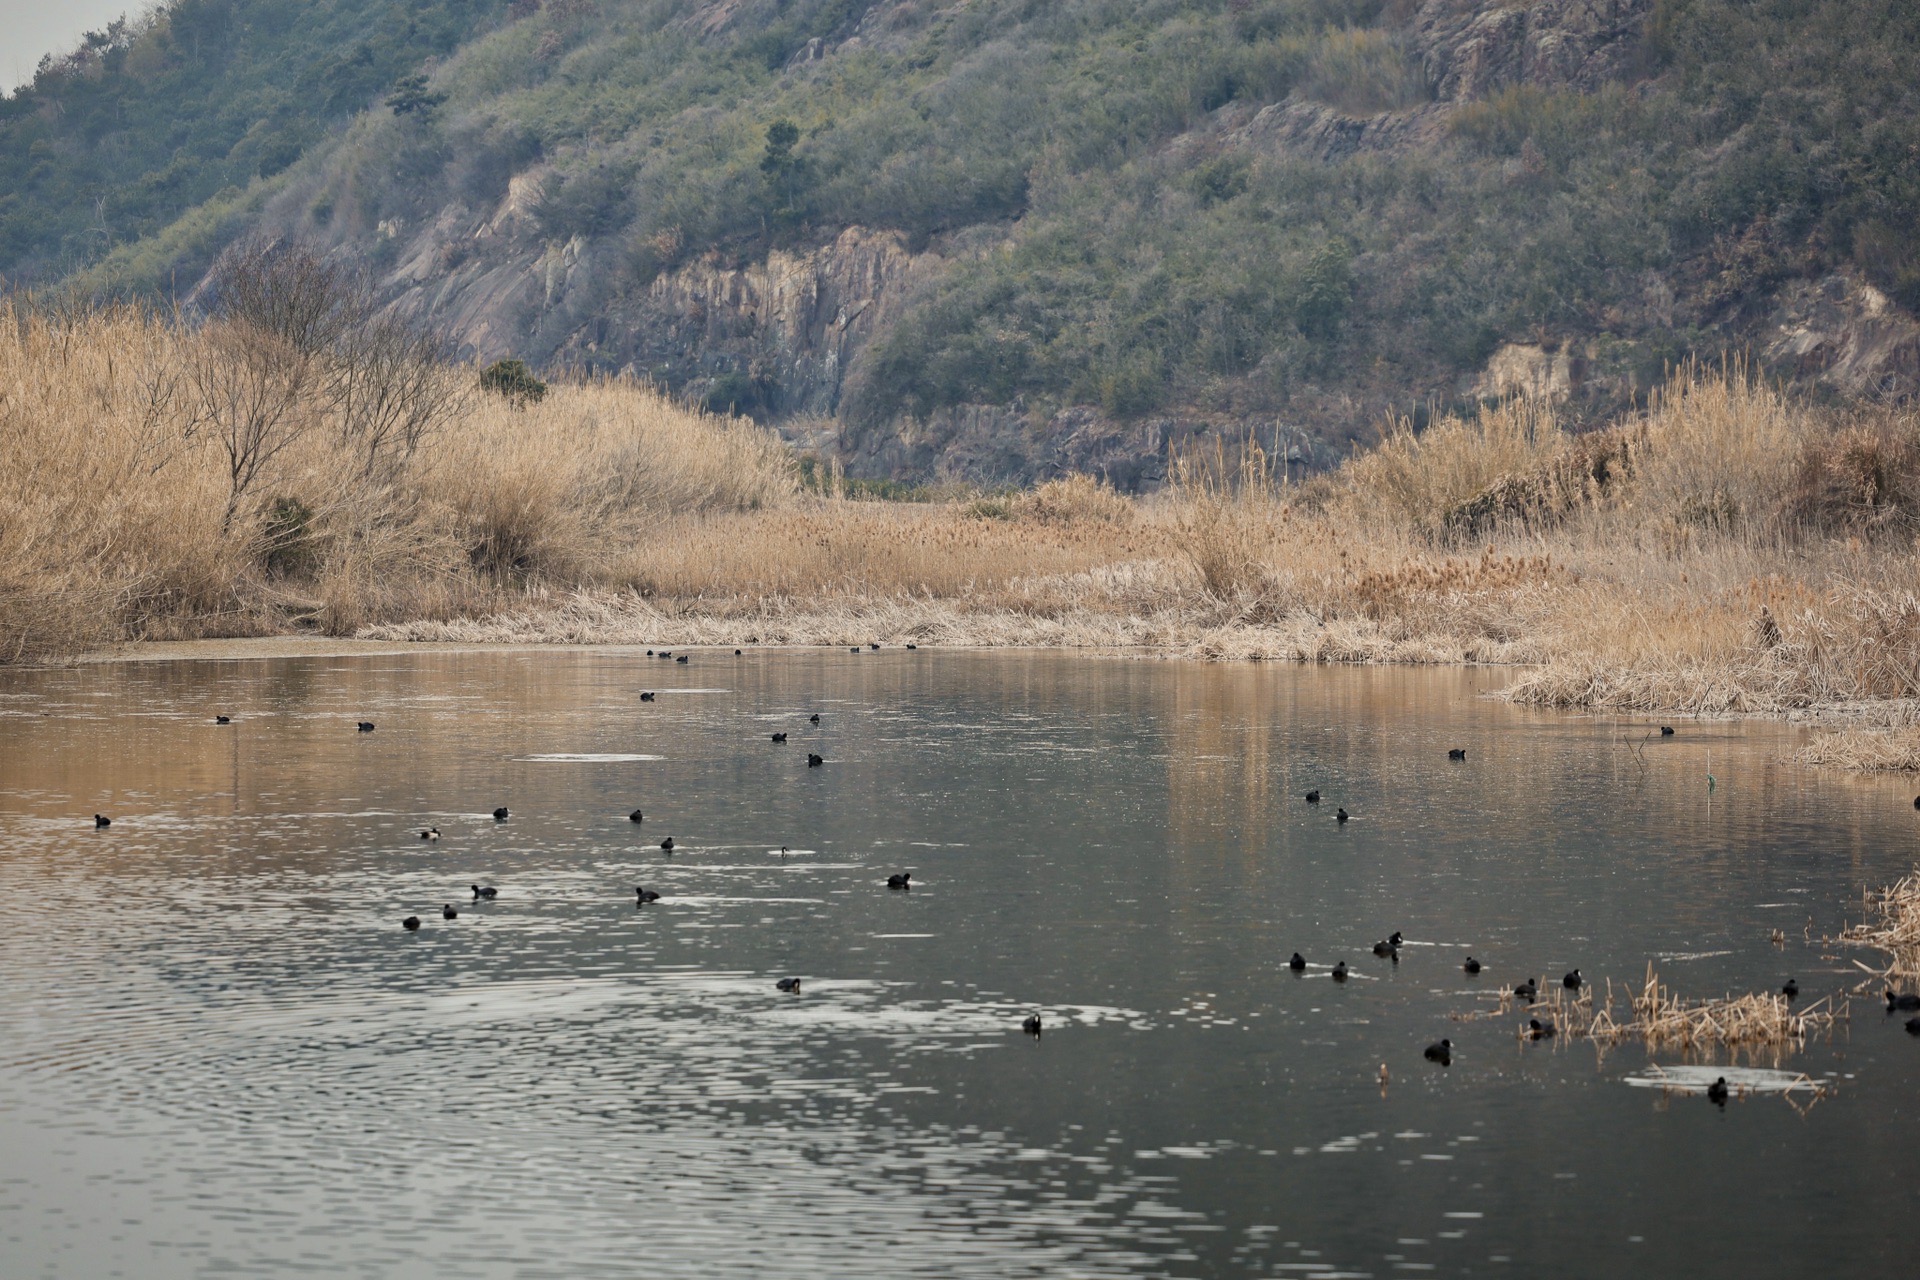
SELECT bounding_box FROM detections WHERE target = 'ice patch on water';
[1624,1064,1825,1095]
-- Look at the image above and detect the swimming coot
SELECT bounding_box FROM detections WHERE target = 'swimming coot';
[1331,961,1349,982]
[1907,1017,1920,1036]
[215,715,231,724]
[1528,1017,1556,1039]
[1373,939,1398,958]
[1514,978,1538,1001]
[1289,953,1307,971]
[1304,790,1320,804]
[442,904,458,920]
[906,643,918,650]
[1463,956,1483,975]
[1660,725,1676,736]
[492,807,509,821]
[636,887,660,903]
[808,754,824,767]
[1563,969,1583,990]
[1886,990,1920,1011]
[420,827,440,840]
[1448,748,1466,760]
[93,814,111,828]
[472,885,497,899]
[1022,1013,1042,1035]
[1424,1038,1452,1065]
[776,977,801,993]
[771,732,788,743]
[357,722,375,732]
[402,916,420,931]
[810,714,821,724]
[676,655,689,664]
[660,836,675,852]
[1782,978,1799,1000]
[629,809,645,823]
[1706,1076,1730,1104]
[1336,808,1350,824]
[640,692,656,702]
[887,872,912,889]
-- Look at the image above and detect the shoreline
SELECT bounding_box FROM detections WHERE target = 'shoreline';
[40,624,1914,726]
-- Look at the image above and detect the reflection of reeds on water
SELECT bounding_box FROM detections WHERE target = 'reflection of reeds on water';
[1839,868,1920,980]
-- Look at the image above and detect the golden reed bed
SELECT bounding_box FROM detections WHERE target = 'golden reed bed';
[7,275,1920,761]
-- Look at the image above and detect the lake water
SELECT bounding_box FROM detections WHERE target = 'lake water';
[1,647,1916,1279]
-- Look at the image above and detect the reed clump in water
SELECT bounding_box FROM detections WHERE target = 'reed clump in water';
[1796,729,1920,772]
[1838,870,1920,980]
[1478,966,1841,1053]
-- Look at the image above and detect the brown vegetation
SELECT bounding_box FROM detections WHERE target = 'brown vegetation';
[1839,870,1920,980]
[9,265,1920,734]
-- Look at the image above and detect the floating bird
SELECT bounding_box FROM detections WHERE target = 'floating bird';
[1336,808,1349,823]
[443,904,458,920]
[1289,952,1307,971]
[646,650,654,656]
[1022,1013,1042,1035]
[357,721,375,732]
[1782,978,1799,1000]
[93,814,111,828]
[402,916,420,931]
[810,714,820,724]
[1447,748,1466,760]
[1563,969,1583,990]
[492,807,509,821]
[215,715,231,724]
[868,643,880,650]
[1424,1038,1452,1065]
[1528,1017,1556,1039]
[1660,725,1676,736]
[1886,990,1920,1011]
[1463,956,1483,975]
[420,827,440,840]
[887,872,912,889]
[771,732,787,743]
[1907,1017,1920,1037]
[1373,939,1398,958]
[676,655,689,664]
[629,809,645,823]
[640,692,656,702]
[777,977,801,993]
[472,885,497,899]
[1913,795,1919,810]
[849,647,860,654]
[1331,961,1349,982]
[659,651,671,659]
[1304,790,1320,803]
[636,887,660,903]
[1514,978,1538,1001]
[779,845,790,857]
[1706,1076,1730,1104]
[735,649,743,656]
[808,754,824,767]
[906,643,918,650]
[660,836,676,852]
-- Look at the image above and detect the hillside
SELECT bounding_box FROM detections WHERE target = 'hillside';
[11,0,1920,485]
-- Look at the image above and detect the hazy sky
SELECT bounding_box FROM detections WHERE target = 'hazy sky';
[0,1,149,95]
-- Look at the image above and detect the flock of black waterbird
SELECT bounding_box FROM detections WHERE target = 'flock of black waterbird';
[84,692,1920,1077]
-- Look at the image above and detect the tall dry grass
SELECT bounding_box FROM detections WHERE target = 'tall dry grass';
[0,299,793,659]
[12,291,1920,746]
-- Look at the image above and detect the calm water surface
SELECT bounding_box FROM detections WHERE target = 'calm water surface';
[1,648,1916,1279]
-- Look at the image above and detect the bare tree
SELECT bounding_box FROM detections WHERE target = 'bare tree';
[331,316,469,481]
[186,320,318,530]
[206,240,369,358]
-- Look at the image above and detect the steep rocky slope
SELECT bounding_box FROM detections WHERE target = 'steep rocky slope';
[23,0,1920,485]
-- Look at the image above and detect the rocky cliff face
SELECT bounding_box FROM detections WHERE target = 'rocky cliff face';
[340,0,1918,488]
